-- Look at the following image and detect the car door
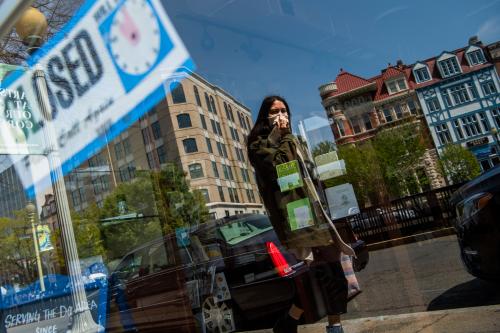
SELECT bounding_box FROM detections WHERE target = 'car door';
[106,250,148,332]
[135,237,196,332]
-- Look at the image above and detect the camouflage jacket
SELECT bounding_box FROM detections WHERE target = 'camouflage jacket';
[248,129,344,254]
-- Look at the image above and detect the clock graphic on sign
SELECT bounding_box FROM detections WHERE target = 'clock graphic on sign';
[99,0,173,92]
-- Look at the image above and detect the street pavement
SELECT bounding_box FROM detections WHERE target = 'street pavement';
[242,234,500,332]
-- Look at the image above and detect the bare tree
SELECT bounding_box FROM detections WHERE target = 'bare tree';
[0,0,83,65]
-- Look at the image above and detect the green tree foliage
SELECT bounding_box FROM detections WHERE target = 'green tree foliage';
[97,164,209,260]
[372,122,427,197]
[312,140,336,158]
[439,144,481,184]
[0,211,38,284]
[327,122,430,206]
[334,143,387,207]
[153,163,209,233]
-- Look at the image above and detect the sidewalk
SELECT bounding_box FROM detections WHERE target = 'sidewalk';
[241,304,500,333]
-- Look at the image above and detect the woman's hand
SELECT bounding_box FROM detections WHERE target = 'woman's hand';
[274,114,289,131]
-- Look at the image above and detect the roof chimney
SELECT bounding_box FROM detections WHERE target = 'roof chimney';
[468,36,480,45]
[396,59,403,67]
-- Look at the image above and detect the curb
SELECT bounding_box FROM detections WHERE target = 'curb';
[242,304,500,333]
[366,227,456,251]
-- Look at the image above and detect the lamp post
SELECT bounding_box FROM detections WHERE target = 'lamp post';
[25,201,45,292]
[15,7,102,333]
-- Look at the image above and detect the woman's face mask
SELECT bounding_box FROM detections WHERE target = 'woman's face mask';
[268,100,288,127]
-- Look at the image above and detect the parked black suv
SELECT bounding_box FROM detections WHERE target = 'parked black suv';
[450,166,500,281]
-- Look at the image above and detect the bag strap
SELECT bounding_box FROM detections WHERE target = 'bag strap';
[293,142,355,257]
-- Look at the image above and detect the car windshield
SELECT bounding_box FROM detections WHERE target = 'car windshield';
[218,216,273,245]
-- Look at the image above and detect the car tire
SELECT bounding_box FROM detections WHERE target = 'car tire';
[201,296,236,333]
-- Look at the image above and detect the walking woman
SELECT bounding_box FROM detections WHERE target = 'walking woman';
[247,96,353,333]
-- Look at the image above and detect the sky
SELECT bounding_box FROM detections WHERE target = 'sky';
[162,0,500,131]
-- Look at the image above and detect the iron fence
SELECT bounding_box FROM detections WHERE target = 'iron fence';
[346,183,463,244]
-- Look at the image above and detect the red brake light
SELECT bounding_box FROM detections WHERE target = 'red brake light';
[266,242,292,277]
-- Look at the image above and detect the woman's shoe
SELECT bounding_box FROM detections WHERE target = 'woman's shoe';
[326,324,344,333]
[273,314,298,333]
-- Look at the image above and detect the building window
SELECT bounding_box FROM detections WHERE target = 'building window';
[119,162,136,182]
[194,86,202,106]
[211,119,217,134]
[210,96,217,114]
[408,100,417,114]
[239,148,246,162]
[450,84,471,105]
[114,143,123,160]
[482,81,497,96]
[157,145,167,164]
[492,108,500,127]
[200,114,207,130]
[218,186,225,202]
[206,138,213,153]
[414,67,430,82]
[211,161,219,178]
[241,167,248,182]
[467,49,485,65]
[222,164,229,179]
[453,120,464,140]
[386,79,407,94]
[142,128,150,145]
[216,141,223,156]
[216,121,223,136]
[394,105,403,119]
[151,121,162,139]
[171,82,186,104]
[224,102,230,119]
[479,112,490,132]
[467,82,478,99]
[122,138,132,155]
[245,116,251,130]
[200,189,210,203]
[336,121,345,136]
[362,114,372,130]
[426,98,441,112]
[351,117,361,134]
[383,108,393,122]
[189,163,204,179]
[177,114,192,129]
[205,93,212,113]
[439,57,461,77]
[436,123,452,145]
[460,114,482,137]
[183,138,198,153]
[228,104,235,121]
[229,127,236,141]
[228,187,235,202]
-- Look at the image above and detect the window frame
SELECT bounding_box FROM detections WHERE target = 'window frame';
[183,138,198,154]
[171,82,187,104]
[188,163,204,179]
[177,113,192,129]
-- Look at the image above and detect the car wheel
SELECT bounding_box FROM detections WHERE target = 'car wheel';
[202,296,235,333]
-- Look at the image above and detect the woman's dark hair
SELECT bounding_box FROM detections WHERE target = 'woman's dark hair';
[247,95,291,148]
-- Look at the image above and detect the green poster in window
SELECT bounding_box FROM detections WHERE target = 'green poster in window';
[276,160,303,192]
[287,198,314,231]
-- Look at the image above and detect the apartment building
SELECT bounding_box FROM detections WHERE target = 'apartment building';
[411,37,500,171]
[65,72,265,219]
[319,62,445,190]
